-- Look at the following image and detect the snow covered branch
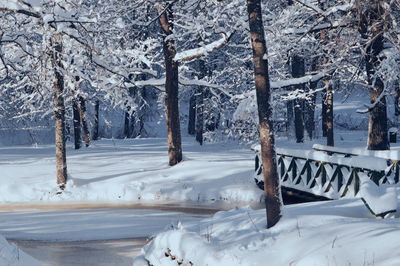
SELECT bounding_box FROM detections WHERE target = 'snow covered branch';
[270,72,327,89]
[174,31,235,62]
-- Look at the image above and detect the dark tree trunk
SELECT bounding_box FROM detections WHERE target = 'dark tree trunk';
[79,96,90,147]
[188,93,196,135]
[247,0,281,228]
[72,98,82,150]
[304,60,317,140]
[124,108,131,138]
[157,2,182,166]
[325,82,334,146]
[321,91,327,137]
[52,33,67,188]
[291,55,305,143]
[286,100,294,138]
[92,100,100,141]
[359,1,389,150]
[195,87,204,145]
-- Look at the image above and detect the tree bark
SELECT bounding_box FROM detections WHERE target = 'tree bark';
[79,96,90,147]
[188,93,196,135]
[359,0,389,150]
[325,81,334,146]
[124,108,131,138]
[51,33,67,188]
[157,2,182,166]
[92,100,100,141]
[291,55,305,143]
[304,60,317,140]
[195,86,204,145]
[247,0,281,228]
[72,98,82,150]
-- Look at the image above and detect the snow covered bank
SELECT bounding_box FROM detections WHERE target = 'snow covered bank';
[0,234,42,266]
[135,199,400,266]
[0,138,262,205]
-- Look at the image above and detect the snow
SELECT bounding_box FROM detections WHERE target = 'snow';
[0,234,42,266]
[0,138,262,204]
[136,199,400,266]
[359,179,397,217]
[174,33,231,62]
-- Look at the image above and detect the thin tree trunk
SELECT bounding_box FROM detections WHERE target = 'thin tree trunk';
[304,60,317,140]
[92,100,100,141]
[247,0,281,228]
[52,33,67,188]
[291,54,305,143]
[157,2,182,166]
[359,0,389,150]
[124,108,130,138]
[286,99,294,138]
[325,81,334,146]
[79,96,90,147]
[195,87,204,145]
[72,98,82,150]
[188,93,196,135]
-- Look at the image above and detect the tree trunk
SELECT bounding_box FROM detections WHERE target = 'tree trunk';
[124,108,131,138]
[247,0,281,228]
[157,2,182,166]
[51,33,67,188]
[72,98,82,150]
[304,60,317,140]
[188,93,196,135]
[359,1,389,150]
[92,100,100,141]
[286,100,294,138]
[195,87,204,145]
[325,81,334,146]
[291,54,305,143]
[79,96,90,147]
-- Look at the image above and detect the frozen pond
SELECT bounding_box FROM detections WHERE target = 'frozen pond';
[0,205,219,265]
[10,238,146,266]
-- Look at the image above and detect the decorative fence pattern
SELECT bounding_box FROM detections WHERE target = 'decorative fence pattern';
[253,146,399,199]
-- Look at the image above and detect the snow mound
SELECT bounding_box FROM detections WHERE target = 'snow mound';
[359,179,397,217]
[136,200,400,265]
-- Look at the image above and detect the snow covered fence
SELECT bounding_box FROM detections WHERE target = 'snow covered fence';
[252,144,399,200]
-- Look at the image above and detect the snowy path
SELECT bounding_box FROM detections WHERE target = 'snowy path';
[0,206,215,266]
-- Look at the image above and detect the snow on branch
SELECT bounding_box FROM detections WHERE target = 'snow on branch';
[356,89,387,114]
[174,32,234,62]
[270,72,326,89]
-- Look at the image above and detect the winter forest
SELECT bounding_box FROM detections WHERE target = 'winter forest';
[1,0,400,265]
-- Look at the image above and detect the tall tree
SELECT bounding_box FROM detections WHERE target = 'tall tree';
[247,0,281,228]
[51,33,67,189]
[157,1,182,166]
[358,0,389,150]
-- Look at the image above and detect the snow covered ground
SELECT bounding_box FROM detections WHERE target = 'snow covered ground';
[2,133,400,265]
[135,199,400,266]
[0,137,261,204]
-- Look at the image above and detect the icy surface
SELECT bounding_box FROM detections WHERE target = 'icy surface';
[0,234,42,266]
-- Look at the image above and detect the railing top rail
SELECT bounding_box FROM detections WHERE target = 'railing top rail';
[313,144,400,161]
[251,144,390,172]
